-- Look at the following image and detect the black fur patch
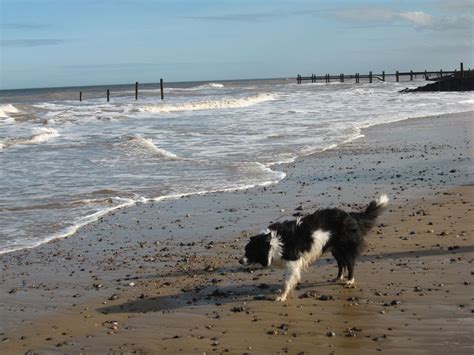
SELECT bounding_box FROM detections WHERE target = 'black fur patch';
[241,197,387,280]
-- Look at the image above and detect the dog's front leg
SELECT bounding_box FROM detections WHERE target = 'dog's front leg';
[276,261,301,302]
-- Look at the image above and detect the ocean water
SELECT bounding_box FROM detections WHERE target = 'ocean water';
[1,78,473,254]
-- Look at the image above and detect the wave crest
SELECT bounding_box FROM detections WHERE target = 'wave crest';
[125,135,183,160]
[1,128,59,150]
[140,93,274,113]
[207,83,224,88]
[0,104,19,120]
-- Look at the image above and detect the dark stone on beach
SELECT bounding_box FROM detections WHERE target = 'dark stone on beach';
[326,331,336,337]
[231,306,245,313]
[345,331,357,337]
[319,294,334,301]
[299,291,317,299]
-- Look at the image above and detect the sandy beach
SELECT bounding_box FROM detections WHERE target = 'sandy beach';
[1,111,473,354]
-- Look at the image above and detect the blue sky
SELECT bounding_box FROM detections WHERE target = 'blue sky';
[0,0,473,89]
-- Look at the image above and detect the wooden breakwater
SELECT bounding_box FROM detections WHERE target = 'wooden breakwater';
[79,78,165,102]
[297,62,467,84]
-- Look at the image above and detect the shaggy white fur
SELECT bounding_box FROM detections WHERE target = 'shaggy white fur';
[276,229,330,301]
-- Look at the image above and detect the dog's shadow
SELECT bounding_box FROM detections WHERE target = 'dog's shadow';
[98,282,280,314]
[97,279,337,315]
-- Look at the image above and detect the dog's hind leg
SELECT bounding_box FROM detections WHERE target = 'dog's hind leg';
[344,255,356,288]
[276,261,301,301]
[331,251,345,282]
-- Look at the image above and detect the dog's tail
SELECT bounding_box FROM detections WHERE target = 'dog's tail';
[354,194,389,233]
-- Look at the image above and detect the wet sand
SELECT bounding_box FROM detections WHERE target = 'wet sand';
[1,111,473,354]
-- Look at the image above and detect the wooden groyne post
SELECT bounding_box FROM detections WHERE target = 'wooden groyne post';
[160,78,164,100]
[296,63,463,84]
[79,91,82,102]
[107,89,110,102]
[135,82,139,100]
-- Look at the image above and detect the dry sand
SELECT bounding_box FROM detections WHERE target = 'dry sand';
[1,111,473,354]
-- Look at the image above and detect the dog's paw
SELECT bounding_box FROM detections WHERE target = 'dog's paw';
[275,295,287,302]
[344,278,356,288]
[331,276,345,283]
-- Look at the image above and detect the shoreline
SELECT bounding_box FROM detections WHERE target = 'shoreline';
[3,109,473,256]
[1,110,473,353]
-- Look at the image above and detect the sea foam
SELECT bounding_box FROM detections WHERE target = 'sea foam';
[0,127,59,150]
[0,104,19,119]
[140,93,274,113]
[207,83,224,88]
[125,135,183,160]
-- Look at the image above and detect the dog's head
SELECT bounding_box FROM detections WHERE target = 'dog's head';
[239,231,273,267]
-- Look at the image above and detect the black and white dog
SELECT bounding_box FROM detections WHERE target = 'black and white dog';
[239,195,388,301]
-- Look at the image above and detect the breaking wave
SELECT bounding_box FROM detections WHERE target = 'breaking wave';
[125,135,183,160]
[166,82,225,92]
[207,83,224,88]
[0,104,19,120]
[0,128,59,150]
[140,93,274,113]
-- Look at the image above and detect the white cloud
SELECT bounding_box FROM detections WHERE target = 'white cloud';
[334,8,396,23]
[398,11,433,26]
[334,7,433,28]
